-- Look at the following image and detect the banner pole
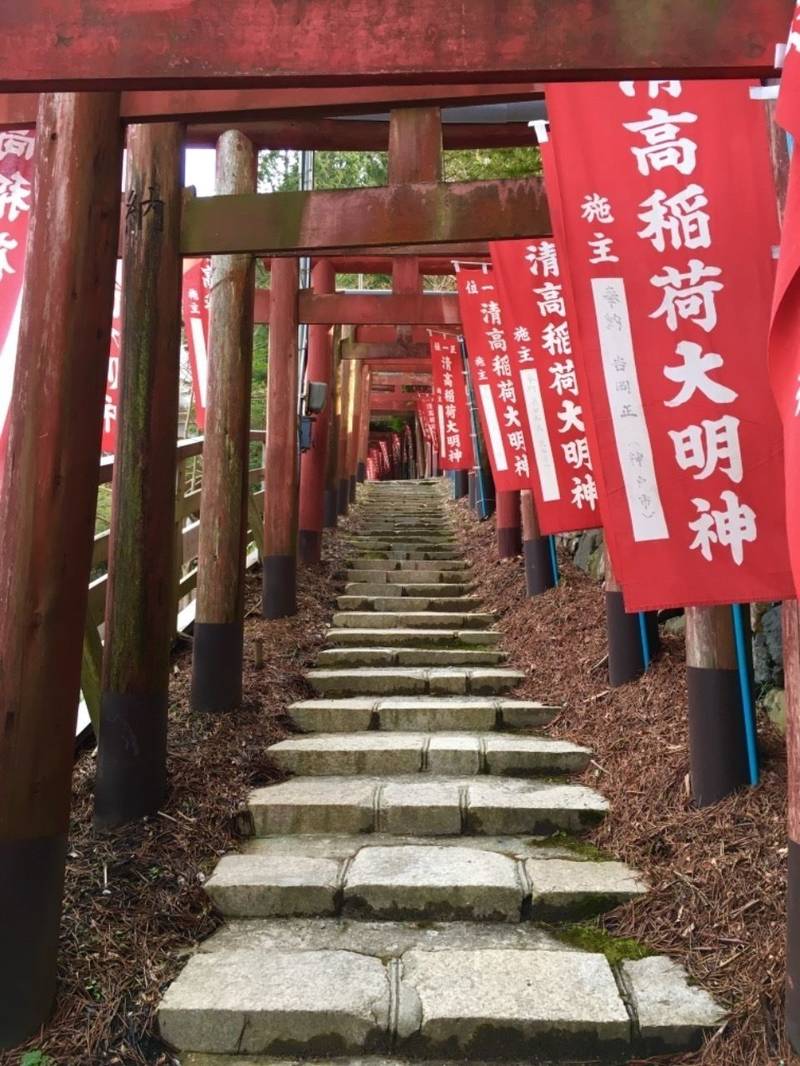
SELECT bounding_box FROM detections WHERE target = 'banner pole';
[731,602,759,787]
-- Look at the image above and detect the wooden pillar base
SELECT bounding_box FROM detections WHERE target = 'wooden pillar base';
[323,489,339,528]
[349,474,357,503]
[497,526,522,558]
[338,478,350,516]
[606,591,646,686]
[452,470,469,499]
[523,537,555,596]
[0,833,67,1048]
[94,694,167,828]
[263,555,298,619]
[687,666,749,806]
[468,472,476,511]
[298,529,323,566]
[190,622,244,713]
[788,840,800,1051]
[357,461,366,483]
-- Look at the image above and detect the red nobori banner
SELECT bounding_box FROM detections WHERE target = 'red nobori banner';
[546,79,793,611]
[455,264,535,492]
[490,239,599,534]
[101,261,123,455]
[0,128,35,483]
[417,393,437,445]
[181,257,211,430]
[428,330,475,471]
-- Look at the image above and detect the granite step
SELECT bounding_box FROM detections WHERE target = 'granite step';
[324,628,500,648]
[267,732,589,777]
[286,697,558,734]
[315,647,506,668]
[336,596,483,613]
[347,559,469,572]
[346,551,465,561]
[331,611,496,630]
[306,667,524,697]
[344,569,471,584]
[342,582,474,597]
[248,775,608,837]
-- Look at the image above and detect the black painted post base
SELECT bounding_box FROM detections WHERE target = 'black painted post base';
[298,528,323,566]
[523,537,556,596]
[497,526,522,559]
[687,665,750,807]
[0,833,67,1049]
[190,620,244,714]
[337,478,349,516]
[323,488,338,529]
[94,692,168,828]
[453,469,469,499]
[606,590,646,687]
[349,474,357,503]
[357,461,366,483]
[787,840,800,1051]
[263,554,297,619]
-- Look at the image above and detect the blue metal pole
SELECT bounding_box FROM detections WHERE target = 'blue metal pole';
[731,602,759,787]
[547,535,560,586]
[637,612,652,670]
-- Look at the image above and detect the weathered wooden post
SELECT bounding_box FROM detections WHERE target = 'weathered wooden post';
[685,606,750,806]
[263,257,300,618]
[496,489,522,558]
[0,92,123,1049]
[357,366,371,481]
[604,548,658,687]
[95,122,184,828]
[337,353,353,511]
[191,131,256,712]
[520,489,555,595]
[298,258,335,564]
[324,335,342,527]
[347,360,365,500]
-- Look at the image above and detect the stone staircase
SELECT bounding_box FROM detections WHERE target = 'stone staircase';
[159,479,724,1065]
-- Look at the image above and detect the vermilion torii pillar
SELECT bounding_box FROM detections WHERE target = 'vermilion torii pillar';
[0,92,123,1050]
[337,351,354,514]
[263,257,300,618]
[191,131,257,711]
[324,333,342,528]
[298,258,335,564]
[95,122,184,828]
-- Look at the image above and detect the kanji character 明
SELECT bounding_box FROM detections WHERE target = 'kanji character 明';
[0,130,36,162]
[0,171,31,222]
[663,340,738,407]
[688,490,757,565]
[535,283,566,318]
[637,185,711,252]
[619,80,682,99]
[481,300,502,326]
[508,430,526,451]
[557,399,585,434]
[669,414,743,483]
[650,258,723,333]
[525,241,560,278]
[0,231,18,279]
[542,321,572,357]
[580,194,615,224]
[571,473,598,510]
[588,233,620,264]
[549,359,579,397]
[623,107,699,176]
[562,436,592,471]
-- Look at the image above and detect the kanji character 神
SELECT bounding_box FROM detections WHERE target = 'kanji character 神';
[663,340,738,408]
[650,258,723,333]
[580,194,615,224]
[557,399,585,434]
[623,107,699,177]
[637,185,711,252]
[669,414,743,482]
[688,490,756,565]
[514,453,530,478]
[571,473,598,510]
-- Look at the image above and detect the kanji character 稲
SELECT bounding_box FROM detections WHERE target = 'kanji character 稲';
[623,108,699,176]
[525,241,560,277]
[514,453,530,478]
[513,325,531,343]
[571,473,598,510]
[508,430,526,451]
[486,328,507,353]
[0,130,36,161]
[549,359,579,397]
[580,194,615,224]
[481,300,502,325]
[688,490,757,565]
[619,80,682,99]
[588,232,620,264]
[562,436,592,470]
[497,378,517,402]
[0,231,18,279]
[668,414,743,482]
[445,388,456,402]
[541,321,572,357]
[491,353,511,377]
[503,405,522,429]
[637,184,711,252]
[650,258,723,332]
[0,171,31,223]
[663,340,738,407]
[557,399,585,434]
[535,283,566,317]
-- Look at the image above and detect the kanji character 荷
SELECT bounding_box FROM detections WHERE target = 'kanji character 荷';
[650,258,723,332]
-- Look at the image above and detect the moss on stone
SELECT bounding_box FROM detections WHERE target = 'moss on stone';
[530,832,612,861]
[546,920,653,967]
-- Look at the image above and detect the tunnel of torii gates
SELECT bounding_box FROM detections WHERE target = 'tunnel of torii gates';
[0,0,798,1051]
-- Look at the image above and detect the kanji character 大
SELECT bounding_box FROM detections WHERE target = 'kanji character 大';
[650,258,723,332]
[557,399,585,434]
[503,405,522,429]
[580,194,615,224]
[637,185,711,252]
[688,490,757,565]
[623,108,699,176]
[663,340,738,407]
[669,414,743,482]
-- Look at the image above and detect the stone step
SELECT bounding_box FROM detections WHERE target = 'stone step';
[347,551,464,561]
[342,582,474,597]
[325,628,500,648]
[332,611,496,630]
[268,732,590,778]
[345,569,470,584]
[287,697,558,734]
[204,840,645,922]
[248,775,608,836]
[316,647,506,668]
[306,667,524,697]
[348,559,469,572]
[336,596,483,613]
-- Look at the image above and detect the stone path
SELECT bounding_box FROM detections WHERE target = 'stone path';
[159,479,724,1065]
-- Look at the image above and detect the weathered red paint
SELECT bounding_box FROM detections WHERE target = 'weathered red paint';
[342,341,431,360]
[0,2,787,89]
[325,257,474,276]
[255,291,461,326]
